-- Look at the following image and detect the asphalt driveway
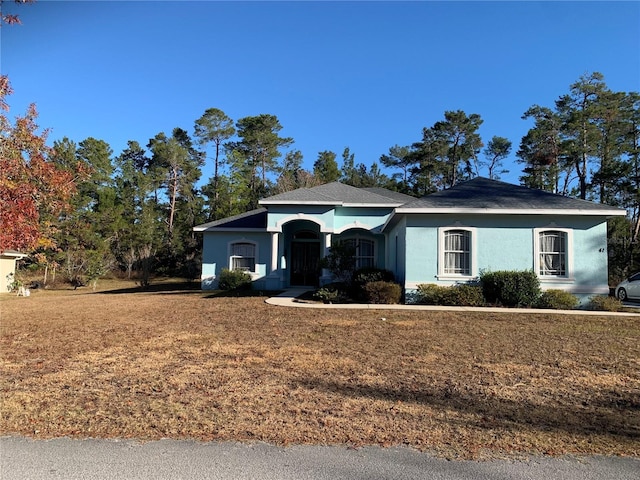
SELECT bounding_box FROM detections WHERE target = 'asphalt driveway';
[2,437,639,480]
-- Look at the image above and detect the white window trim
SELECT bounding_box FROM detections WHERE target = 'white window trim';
[228,239,259,275]
[437,226,477,280]
[533,228,574,282]
[341,234,377,270]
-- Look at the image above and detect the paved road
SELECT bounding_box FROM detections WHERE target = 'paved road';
[2,437,639,480]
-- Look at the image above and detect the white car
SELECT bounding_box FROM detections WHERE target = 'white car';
[616,272,640,301]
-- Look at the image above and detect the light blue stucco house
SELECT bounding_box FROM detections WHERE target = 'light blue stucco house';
[194,178,626,303]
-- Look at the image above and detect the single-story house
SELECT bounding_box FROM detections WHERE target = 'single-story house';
[0,250,27,293]
[194,177,626,304]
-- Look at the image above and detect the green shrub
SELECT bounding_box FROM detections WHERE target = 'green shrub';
[313,283,349,304]
[319,241,356,284]
[537,289,579,310]
[362,281,402,304]
[588,295,623,312]
[352,267,395,300]
[481,270,541,307]
[451,284,485,307]
[416,283,484,306]
[416,284,449,305]
[352,267,395,287]
[218,268,252,290]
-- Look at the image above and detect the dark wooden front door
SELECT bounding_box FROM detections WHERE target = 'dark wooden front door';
[290,241,320,286]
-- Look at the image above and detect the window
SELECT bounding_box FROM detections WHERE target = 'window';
[438,227,476,278]
[443,230,471,275]
[538,230,567,276]
[343,237,375,269]
[230,242,256,272]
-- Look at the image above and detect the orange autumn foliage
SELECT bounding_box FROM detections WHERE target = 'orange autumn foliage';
[0,75,77,252]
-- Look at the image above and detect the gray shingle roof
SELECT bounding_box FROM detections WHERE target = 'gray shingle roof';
[193,208,267,231]
[194,178,626,234]
[398,177,626,214]
[260,182,408,206]
[361,187,416,203]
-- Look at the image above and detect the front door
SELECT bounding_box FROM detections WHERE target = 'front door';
[290,241,320,286]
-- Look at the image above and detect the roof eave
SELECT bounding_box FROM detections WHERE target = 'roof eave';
[394,207,627,216]
[341,202,405,208]
[1,251,28,258]
[194,227,267,233]
[258,200,342,206]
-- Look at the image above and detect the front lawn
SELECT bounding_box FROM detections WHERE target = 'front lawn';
[1,280,638,459]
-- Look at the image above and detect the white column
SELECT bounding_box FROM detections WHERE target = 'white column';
[270,232,279,274]
[321,233,332,281]
[323,233,332,257]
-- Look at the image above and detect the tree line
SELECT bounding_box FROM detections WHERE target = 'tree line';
[1,71,638,286]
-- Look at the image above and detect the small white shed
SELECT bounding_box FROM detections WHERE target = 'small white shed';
[0,250,27,293]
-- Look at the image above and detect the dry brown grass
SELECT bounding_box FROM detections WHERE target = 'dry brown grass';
[1,279,639,459]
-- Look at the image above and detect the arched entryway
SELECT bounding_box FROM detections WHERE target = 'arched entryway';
[290,229,321,287]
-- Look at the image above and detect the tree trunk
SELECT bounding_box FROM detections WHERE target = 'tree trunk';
[168,165,178,237]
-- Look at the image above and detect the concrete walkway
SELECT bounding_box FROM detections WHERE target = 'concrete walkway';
[265,289,640,316]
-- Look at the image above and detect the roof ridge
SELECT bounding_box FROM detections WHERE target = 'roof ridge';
[260,181,406,205]
[314,181,409,204]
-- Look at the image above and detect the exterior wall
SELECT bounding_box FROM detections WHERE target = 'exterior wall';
[262,205,396,288]
[266,206,335,232]
[266,206,393,233]
[402,214,611,305]
[201,231,271,290]
[333,207,393,233]
[385,216,407,285]
[0,256,18,293]
[200,202,393,291]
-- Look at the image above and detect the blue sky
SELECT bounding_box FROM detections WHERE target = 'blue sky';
[2,1,639,187]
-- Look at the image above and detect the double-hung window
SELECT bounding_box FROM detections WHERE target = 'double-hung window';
[537,230,568,277]
[443,229,471,276]
[438,227,475,278]
[230,242,256,272]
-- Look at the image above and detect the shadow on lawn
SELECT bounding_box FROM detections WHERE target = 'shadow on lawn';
[293,378,640,440]
[95,282,202,295]
[96,282,282,298]
[203,290,283,299]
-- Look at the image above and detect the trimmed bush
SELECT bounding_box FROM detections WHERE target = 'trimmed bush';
[218,268,252,290]
[481,270,541,307]
[362,281,402,304]
[416,284,449,305]
[537,289,579,310]
[451,284,485,307]
[416,283,484,306]
[352,267,395,301]
[588,295,624,312]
